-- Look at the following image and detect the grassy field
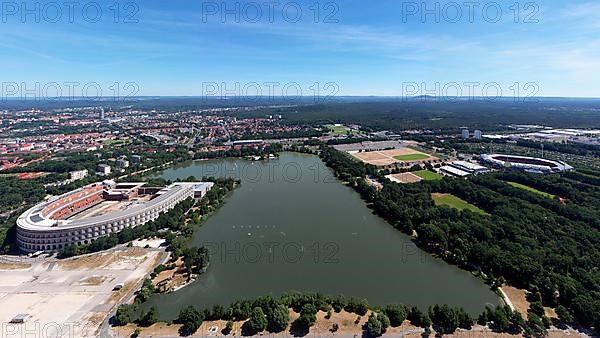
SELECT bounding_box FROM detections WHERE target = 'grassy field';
[432,193,488,215]
[325,124,351,135]
[505,181,555,199]
[393,153,430,161]
[103,139,130,145]
[413,170,443,181]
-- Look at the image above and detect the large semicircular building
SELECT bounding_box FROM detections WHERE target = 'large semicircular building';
[16,180,213,253]
[481,154,574,173]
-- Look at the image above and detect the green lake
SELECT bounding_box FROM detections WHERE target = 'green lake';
[145,153,499,318]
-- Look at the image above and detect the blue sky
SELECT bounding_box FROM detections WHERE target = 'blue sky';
[1,0,599,97]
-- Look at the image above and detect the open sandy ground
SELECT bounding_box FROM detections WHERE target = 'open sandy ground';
[501,285,559,323]
[0,248,166,338]
[386,172,424,184]
[501,285,530,318]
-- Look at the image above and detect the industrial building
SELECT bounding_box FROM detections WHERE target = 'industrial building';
[16,181,214,253]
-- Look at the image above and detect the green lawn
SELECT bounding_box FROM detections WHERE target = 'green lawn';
[413,170,443,181]
[505,181,555,199]
[432,193,488,215]
[325,124,352,135]
[393,153,430,161]
[103,139,129,145]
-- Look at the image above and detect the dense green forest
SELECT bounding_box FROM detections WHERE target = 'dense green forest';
[266,100,600,132]
[319,146,600,332]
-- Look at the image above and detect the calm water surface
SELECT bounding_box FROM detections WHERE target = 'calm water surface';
[145,153,498,318]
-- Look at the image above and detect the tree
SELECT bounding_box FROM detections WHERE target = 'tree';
[528,301,545,317]
[429,305,459,335]
[268,304,290,332]
[555,305,573,325]
[378,311,390,331]
[456,308,473,330]
[139,306,158,327]
[408,307,431,328]
[245,307,267,334]
[490,306,510,332]
[177,306,203,336]
[137,278,155,302]
[345,298,369,315]
[385,304,407,327]
[331,297,346,313]
[210,304,225,320]
[115,304,138,326]
[365,313,383,337]
[222,320,234,335]
[508,310,525,334]
[524,313,547,338]
[296,303,318,328]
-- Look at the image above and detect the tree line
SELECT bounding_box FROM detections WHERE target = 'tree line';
[319,145,599,333]
[115,291,558,337]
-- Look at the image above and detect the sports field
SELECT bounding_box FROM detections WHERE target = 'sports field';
[351,148,437,166]
[432,193,487,215]
[413,170,443,181]
[506,181,555,199]
[326,124,351,135]
[394,154,430,161]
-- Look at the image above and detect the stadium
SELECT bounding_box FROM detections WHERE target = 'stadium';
[481,154,574,173]
[16,180,214,253]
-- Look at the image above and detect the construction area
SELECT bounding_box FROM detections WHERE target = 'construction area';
[0,247,166,338]
[386,172,423,184]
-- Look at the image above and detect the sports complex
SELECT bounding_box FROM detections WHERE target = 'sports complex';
[481,154,574,173]
[16,180,213,253]
[334,141,442,168]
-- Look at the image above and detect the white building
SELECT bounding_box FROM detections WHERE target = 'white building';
[461,129,470,139]
[449,161,490,175]
[70,170,88,181]
[474,130,482,139]
[116,159,130,168]
[96,164,111,176]
[440,165,470,177]
[16,182,214,253]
